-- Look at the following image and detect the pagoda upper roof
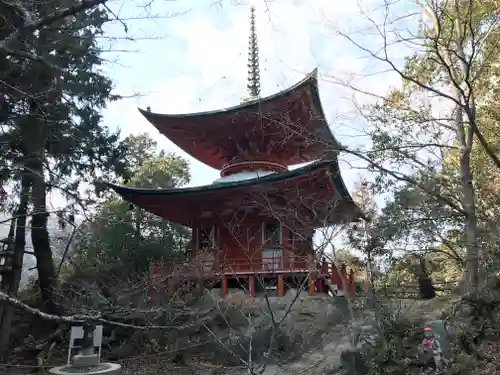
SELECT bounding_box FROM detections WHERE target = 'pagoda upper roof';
[106,158,363,227]
[139,69,341,170]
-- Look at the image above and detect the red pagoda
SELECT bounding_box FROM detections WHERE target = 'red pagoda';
[107,7,362,298]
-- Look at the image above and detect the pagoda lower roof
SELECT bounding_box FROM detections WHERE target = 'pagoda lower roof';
[139,69,341,170]
[107,159,363,227]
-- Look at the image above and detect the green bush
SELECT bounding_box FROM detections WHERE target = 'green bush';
[360,302,425,375]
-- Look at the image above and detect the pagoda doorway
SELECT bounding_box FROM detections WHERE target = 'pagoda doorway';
[262,222,283,271]
[262,248,283,271]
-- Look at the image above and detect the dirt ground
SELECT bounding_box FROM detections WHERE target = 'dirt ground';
[3,294,455,375]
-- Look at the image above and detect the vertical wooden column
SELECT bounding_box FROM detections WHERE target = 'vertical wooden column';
[221,276,228,297]
[249,275,255,297]
[288,227,294,270]
[282,226,288,270]
[317,278,324,293]
[282,249,288,270]
[308,275,315,296]
[307,253,315,296]
[278,275,285,297]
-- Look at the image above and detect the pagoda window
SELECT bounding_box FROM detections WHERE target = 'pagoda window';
[287,228,294,244]
[263,222,282,245]
[198,226,215,249]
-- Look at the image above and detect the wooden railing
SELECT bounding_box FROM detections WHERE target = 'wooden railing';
[149,255,314,277]
[148,256,357,297]
[148,255,355,284]
[378,281,458,298]
[218,255,311,273]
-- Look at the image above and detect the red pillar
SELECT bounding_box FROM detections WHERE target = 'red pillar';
[278,275,285,297]
[221,276,228,297]
[308,275,315,296]
[317,278,324,293]
[249,275,255,297]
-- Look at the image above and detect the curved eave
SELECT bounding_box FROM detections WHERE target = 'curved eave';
[326,161,366,222]
[107,158,364,225]
[139,69,320,120]
[109,159,329,197]
[138,69,341,169]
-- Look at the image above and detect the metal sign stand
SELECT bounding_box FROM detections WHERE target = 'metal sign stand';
[67,323,103,365]
[49,321,121,375]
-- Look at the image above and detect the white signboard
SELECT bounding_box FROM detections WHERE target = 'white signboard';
[67,325,103,365]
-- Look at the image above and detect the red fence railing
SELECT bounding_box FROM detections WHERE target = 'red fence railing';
[149,254,315,276]
[147,255,357,297]
[148,255,355,280]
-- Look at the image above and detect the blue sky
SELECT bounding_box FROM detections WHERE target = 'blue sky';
[1,0,423,284]
[40,0,421,230]
[94,0,417,188]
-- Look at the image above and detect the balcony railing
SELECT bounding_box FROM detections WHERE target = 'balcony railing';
[149,254,315,277]
[218,255,312,273]
[148,255,356,297]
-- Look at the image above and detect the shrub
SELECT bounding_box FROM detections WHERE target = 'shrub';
[359,301,425,375]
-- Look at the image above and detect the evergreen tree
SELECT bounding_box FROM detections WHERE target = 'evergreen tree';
[71,148,191,279]
[1,1,128,312]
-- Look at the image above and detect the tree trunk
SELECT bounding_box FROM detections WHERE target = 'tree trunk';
[0,175,29,359]
[418,277,436,300]
[416,256,435,300]
[22,103,57,313]
[22,51,58,312]
[451,3,483,291]
[419,0,482,293]
[0,217,15,292]
[454,92,481,293]
[460,154,480,291]
[31,157,58,313]
[365,251,377,307]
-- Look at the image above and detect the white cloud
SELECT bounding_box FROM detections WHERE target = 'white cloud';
[100,0,409,192]
[28,0,422,262]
